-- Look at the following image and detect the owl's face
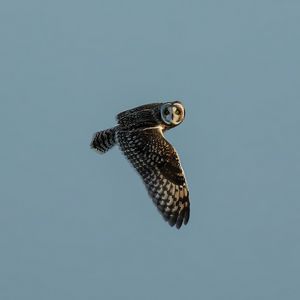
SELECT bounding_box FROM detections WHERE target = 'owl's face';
[160,102,185,126]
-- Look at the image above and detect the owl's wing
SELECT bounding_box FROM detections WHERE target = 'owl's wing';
[116,103,161,122]
[116,103,161,129]
[117,127,190,229]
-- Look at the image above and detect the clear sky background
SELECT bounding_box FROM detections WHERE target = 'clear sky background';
[1,1,299,299]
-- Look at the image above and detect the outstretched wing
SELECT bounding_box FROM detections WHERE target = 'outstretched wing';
[117,128,190,229]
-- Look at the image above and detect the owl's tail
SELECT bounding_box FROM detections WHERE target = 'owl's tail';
[90,127,117,154]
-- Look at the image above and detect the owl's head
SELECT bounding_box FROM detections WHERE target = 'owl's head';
[160,101,185,126]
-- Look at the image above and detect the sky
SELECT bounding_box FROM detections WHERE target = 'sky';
[1,1,300,299]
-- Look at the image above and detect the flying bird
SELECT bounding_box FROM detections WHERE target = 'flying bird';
[90,101,190,229]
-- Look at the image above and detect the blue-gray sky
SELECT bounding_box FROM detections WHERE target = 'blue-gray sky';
[1,1,300,299]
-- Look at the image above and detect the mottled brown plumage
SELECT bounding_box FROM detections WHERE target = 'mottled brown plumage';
[90,101,190,229]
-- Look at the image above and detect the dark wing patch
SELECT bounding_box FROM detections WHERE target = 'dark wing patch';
[90,128,116,153]
[117,103,161,122]
[116,103,162,130]
[117,128,190,229]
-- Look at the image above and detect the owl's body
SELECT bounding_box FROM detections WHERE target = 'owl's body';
[91,101,190,229]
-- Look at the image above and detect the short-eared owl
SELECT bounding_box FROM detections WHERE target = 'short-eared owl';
[90,101,190,229]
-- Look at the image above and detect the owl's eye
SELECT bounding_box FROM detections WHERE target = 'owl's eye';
[164,108,170,115]
[175,108,181,115]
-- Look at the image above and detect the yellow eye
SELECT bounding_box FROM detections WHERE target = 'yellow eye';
[175,108,181,115]
[164,108,170,115]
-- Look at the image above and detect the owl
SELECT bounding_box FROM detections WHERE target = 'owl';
[90,101,190,229]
